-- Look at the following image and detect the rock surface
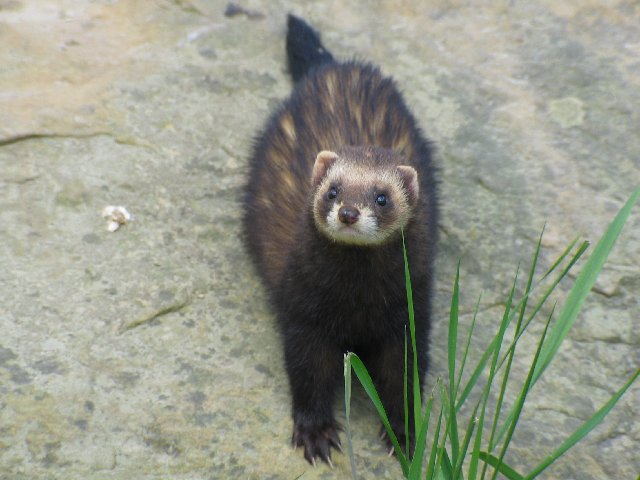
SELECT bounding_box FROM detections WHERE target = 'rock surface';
[1,1,638,479]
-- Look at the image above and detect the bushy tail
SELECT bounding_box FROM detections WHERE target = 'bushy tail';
[286,14,335,82]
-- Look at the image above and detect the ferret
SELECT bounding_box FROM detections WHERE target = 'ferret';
[243,15,438,466]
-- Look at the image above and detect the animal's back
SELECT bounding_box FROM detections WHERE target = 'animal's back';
[244,61,434,288]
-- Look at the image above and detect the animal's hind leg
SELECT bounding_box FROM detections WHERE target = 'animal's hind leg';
[365,336,426,456]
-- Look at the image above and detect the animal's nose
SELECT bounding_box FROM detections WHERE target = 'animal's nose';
[338,206,360,225]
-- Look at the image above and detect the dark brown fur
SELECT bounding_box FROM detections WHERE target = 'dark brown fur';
[243,15,438,465]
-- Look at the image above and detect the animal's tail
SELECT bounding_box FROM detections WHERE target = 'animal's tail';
[286,14,335,82]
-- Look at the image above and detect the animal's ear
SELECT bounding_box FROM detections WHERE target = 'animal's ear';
[312,150,339,186]
[397,166,419,204]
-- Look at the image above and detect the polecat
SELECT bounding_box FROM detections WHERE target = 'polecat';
[243,15,438,466]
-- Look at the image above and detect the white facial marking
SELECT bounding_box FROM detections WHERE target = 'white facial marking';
[320,202,382,245]
[313,159,414,246]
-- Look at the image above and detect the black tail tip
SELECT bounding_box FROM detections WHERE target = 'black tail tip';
[286,14,319,41]
[286,14,334,82]
[286,13,307,32]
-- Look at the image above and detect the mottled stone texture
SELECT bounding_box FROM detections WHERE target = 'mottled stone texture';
[0,1,638,479]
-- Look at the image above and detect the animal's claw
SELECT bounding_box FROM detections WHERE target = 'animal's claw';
[292,420,342,467]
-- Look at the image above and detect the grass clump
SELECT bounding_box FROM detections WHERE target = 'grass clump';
[344,186,639,479]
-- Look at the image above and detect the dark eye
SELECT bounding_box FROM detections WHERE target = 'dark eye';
[327,186,338,200]
[376,194,387,206]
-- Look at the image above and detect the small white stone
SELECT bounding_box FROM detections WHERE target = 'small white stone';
[102,205,132,232]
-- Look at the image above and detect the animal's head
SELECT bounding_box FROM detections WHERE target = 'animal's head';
[311,147,419,246]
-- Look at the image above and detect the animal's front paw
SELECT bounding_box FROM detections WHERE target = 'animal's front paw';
[292,420,342,467]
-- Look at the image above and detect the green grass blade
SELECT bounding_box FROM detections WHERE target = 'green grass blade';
[425,400,444,480]
[456,335,495,411]
[440,449,454,480]
[436,381,453,480]
[438,378,451,431]
[479,452,524,480]
[534,187,640,382]
[490,304,556,480]
[497,238,588,374]
[449,262,460,396]
[455,292,481,398]
[343,353,358,479]
[448,262,461,467]
[468,235,588,415]
[402,231,422,437]
[404,330,410,459]
[452,399,480,479]
[525,367,640,479]
[478,271,518,480]
[457,268,521,413]
[408,393,434,480]
[495,240,589,375]
[540,235,579,281]
[492,240,588,445]
[454,293,481,479]
[495,236,586,360]
[494,187,639,446]
[468,393,485,480]
[519,235,585,318]
[347,353,409,474]
[487,229,543,454]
